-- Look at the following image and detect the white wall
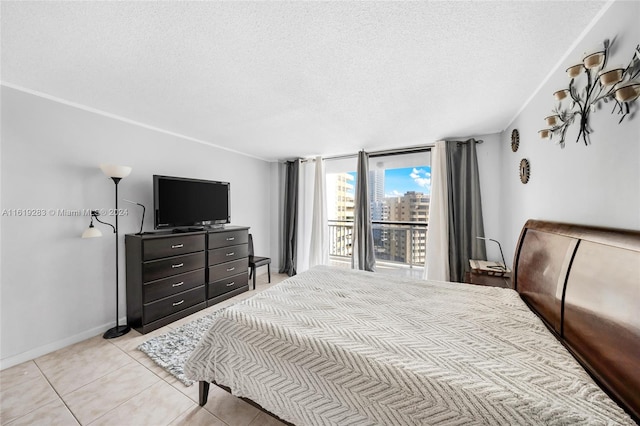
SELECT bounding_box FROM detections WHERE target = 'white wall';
[498,0,640,265]
[0,86,274,368]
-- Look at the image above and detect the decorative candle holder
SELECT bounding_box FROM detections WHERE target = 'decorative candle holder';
[583,51,605,69]
[542,40,640,148]
[538,129,552,139]
[544,115,560,126]
[566,64,583,78]
[615,82,640,103]
[553,89,569,101]
[599,67,624,86]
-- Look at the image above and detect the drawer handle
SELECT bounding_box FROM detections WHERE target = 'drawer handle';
[226,237,235,241]
[172,263,184,269]
[226,282,235,287]
[171,244,184,249]
[172,281,184,287]
[226,252,235,256]
[173,300,184,307]
[226,267,235,272]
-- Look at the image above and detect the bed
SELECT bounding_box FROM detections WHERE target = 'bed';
[184,220,639,425]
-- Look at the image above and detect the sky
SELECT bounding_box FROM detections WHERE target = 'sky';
[345,166,431,197]
[384,166,431,197]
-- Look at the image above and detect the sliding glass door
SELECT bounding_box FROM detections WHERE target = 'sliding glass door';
[369,151,431,273]
[325,150,431,275]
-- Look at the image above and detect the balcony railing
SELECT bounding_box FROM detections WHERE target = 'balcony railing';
[328,220,428,269]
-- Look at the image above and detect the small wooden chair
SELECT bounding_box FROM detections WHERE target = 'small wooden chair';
[248,234,271,290]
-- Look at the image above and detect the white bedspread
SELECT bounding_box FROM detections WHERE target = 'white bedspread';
[185,266,633,425]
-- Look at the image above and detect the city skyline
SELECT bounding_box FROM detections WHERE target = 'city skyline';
[346,166,432,198]
[327,168,430,265]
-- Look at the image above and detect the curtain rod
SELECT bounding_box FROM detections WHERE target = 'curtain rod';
[299,140,482,163]
[300,144,435,163]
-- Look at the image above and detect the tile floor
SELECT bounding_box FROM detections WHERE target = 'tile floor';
[1,273,289,426]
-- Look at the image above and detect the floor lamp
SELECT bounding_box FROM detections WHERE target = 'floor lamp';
[82,164,132,339]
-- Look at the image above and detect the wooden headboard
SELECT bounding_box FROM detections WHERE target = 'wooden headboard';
[513,220,640,421]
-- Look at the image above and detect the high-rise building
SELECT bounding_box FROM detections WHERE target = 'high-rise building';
[326,173,355,256]
[386,191,430,265]
[371,200,391,260]
[369,169,388,259]
[368,169,385,205]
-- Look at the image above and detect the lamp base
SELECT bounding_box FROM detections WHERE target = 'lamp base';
[103,325,131,339]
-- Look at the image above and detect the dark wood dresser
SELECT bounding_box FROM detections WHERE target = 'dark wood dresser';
[206,227,250,307]
[125,226,250,333]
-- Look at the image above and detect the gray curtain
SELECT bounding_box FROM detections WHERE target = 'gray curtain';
[446,139,486,282]
[280,160,299,276]
[351,151,376,272]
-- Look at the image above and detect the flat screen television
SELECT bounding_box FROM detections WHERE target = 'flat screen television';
[153,175,230,229]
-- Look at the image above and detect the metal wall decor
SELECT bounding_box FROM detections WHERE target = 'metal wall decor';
[511,129,520,152]
[539,39,640,148]
[519,159,530,184]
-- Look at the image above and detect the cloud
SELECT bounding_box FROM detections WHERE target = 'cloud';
[410,168,431,188]
[385,190,404,197]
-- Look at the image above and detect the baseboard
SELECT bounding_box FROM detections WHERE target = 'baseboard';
[0,316,127,371]
[2,267,282,371]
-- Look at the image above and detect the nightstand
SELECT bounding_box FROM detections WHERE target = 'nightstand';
[465,270,512,289]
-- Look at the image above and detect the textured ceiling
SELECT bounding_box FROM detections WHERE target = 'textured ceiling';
[1,1,608,162]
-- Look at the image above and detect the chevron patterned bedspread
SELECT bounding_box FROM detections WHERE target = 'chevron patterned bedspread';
[185,266,633,425]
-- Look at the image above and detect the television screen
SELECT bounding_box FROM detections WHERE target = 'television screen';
[154,175,230,229]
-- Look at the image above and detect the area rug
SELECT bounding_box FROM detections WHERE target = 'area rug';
[138,309,227,386]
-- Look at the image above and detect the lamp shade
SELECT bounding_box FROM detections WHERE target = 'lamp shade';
[100,164,132,179]
[82,226,103,238]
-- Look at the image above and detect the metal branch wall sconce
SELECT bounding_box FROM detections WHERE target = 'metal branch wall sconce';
[539,39,640,147]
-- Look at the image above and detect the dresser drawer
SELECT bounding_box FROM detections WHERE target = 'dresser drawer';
[143,252,205,283]
[208,258,248,282]
[208,272,249,299]
[143,234,205,261]
[208,244,248,266]
[143,269,205,304]
[144,285,205,324]
[208,230,248,249]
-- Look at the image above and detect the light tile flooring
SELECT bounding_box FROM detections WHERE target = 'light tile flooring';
[1,273,289,426]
